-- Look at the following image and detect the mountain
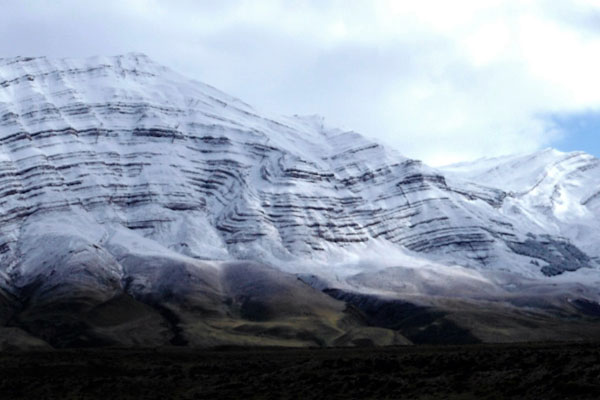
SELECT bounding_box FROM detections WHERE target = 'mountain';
[0,53,599,348]
[443,148,600,260]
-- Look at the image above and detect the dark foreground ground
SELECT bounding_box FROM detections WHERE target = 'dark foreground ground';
[1,342,599,399]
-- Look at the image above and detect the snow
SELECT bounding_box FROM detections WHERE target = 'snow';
[0,54,599,303]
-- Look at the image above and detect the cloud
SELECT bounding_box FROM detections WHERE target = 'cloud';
[1,0,600,165]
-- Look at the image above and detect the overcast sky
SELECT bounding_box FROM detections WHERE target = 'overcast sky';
[1,0,600,165]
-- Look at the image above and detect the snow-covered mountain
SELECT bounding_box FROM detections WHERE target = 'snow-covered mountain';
[443,149,600,257]
[0,54,599,348]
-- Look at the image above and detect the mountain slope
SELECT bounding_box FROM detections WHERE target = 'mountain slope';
[0,54,599,347]
[443,149,600,264]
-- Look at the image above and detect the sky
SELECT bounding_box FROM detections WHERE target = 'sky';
[1,0,600,166]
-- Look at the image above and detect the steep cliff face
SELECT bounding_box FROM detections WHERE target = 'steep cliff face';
[0,54,599,347]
